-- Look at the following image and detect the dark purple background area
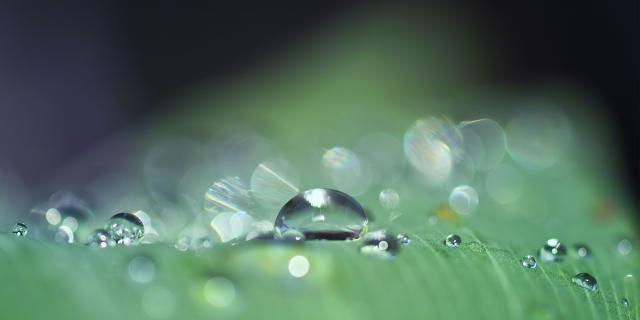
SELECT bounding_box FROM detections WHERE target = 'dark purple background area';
[0,1,637,208]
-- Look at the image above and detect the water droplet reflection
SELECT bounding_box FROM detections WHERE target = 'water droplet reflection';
[288,255,310,278]
[572,273,598,291]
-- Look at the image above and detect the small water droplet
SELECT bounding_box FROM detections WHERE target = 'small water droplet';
[397,233,411,245]
[443,234,461,248]
[619,298,630,308]
[617,238,632,255]
[11,222,28,237]
[573,243,591,258]
[379,188,400,209]
[274,188,368,241]
[572,273,597,291]
[87,229,114,248]
[105,212,145,246]
[174,236,191,251]
[359,230,399,258]
[448,185,479,215]
[54,225,75,243]
[521,255,537,269]
[539,238,567,262]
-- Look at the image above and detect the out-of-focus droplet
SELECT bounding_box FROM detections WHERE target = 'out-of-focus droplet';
[572,273,598,292]
[459,119,507,171]
[288,255,310,278]
[45,208,62,225]
[506,108,571,170]
[378,188,400,209]
[322,147,371,196]
[128,256,156,284]
[204,177,254,215]
[448,185,479,215]
[617,238,632,255]
[54,225,74,243]
[250,158,300,215]
[404,118,462,185]
[12,222,28,237]
[433,205,461,225]
[210,211,254,242]
[105,212,145,246]
[87,229,114,248]
[245,220,275,241]
[216,133,275,180]
[521,255,537,269]
[355,133,405,185]
[486,163,523,204]
[274,188,368,241]
[539,239,567,262]
[142,286,175,319]
[280,229,306,241]
[573,243,591,258]
[144,138,202,202]
[204,277,236,308]
[443,234,461,248]
[397,233,411,245]
[360,230,399,258]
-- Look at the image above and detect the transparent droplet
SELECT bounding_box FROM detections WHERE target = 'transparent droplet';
[506,108,571,170]
[245,220,275,241]
[105,212,145,246]
[250,158,300,215]
[204,176,254,215]
[397,233,411,245]
[621,298,629,308]
[210,211,254,242]
[521,255,537,269]
[444,234,461,248]
[204,277,236,308]
[572,273,598,291]
[617,238,632,255]
[404,118,461,185]
[322,147,371,196]
[174,236,190,251]
[128,256,156,284]
[359,230,399,258]
[274,188,368,241]
[288,255,310,278]
[378,188,400,209]
[45,208,62,225]
[87,229,114,248]
[459,119,507,171]
[486,163,523,204]
[448,185,479,215]
[573,243,591,258]
[280,229,306,242]
[12,222,28,237]
[54,225,75,243]
[539,239,567,262]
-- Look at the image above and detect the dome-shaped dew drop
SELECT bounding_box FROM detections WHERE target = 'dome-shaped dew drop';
[274,188,368,241]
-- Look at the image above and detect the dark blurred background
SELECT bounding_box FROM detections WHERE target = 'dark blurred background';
[0,1,637,206]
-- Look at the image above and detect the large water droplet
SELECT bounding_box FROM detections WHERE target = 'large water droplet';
[444,234,461,248]
[459,119,507,171]
[360,230,399,258]
[448,185,479,215]
[105,212,144,246]
[87,229,114,248]
[378,188,400,209]
[521,255,537,269]
[12,222,28,237]
[539,239,567,262]
[572,273,598,291]
[274,188,368,240]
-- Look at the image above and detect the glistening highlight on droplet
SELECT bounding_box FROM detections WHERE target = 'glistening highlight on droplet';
[274,188,368,241]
